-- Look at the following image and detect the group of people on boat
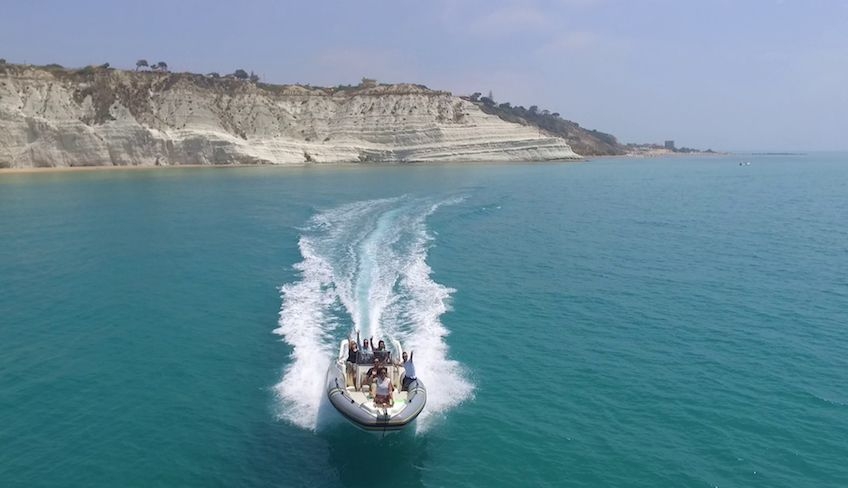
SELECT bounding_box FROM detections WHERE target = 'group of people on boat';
[347,333,391,365]
[345,330,417,410]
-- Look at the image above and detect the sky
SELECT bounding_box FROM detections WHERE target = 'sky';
[2,0,847,151]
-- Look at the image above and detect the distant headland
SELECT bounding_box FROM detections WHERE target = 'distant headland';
[624,140,720,157]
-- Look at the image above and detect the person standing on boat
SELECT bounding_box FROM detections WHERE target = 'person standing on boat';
[399,351,416,391]
[347,338,359,363]
[345,338,359,384]
[356,331,374,364]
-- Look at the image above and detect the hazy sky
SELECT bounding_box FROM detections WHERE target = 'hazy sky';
[3,0,847,151]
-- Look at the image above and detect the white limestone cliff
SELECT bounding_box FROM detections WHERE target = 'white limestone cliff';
[0,66,581,168]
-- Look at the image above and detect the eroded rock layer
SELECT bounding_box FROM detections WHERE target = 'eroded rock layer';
[0,66,581,168]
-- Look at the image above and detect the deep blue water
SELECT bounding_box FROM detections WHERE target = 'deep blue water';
[1,154,846,487]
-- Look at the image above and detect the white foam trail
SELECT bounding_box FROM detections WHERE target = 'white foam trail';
[273,237,339,429]
[311,197,403,337]
[380,198,474,432]
[274,196,474,432]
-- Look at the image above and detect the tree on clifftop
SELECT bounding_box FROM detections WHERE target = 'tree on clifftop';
[153,61,168,72]
[135,59,148,71]
[233,69,249,80]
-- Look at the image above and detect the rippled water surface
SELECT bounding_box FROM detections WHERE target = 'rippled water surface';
[1,155,846,487]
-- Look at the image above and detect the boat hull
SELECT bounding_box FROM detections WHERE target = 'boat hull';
[326,362,426,433]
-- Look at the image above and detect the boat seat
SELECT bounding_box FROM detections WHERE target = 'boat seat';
[348,391,369,405]
[394,391,408,402]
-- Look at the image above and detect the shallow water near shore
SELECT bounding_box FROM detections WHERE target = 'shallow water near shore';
[1,154,847,487]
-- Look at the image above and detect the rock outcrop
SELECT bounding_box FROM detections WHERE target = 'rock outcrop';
[0,64,582,168]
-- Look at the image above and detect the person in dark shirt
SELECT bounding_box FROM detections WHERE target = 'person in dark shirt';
[345,338,359,385]
[371,339,391,363]
[364,364,378,384]
[347,340,358,363]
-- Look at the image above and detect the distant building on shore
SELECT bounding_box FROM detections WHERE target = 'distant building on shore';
[361,77,377,88]
[664,140,675,150]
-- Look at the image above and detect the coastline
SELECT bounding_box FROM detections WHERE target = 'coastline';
[0,163,309,175]
[2,151,756,174]
[0,159,590,175]
[616,150,730,159]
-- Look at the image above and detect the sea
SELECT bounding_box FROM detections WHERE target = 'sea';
[1,154,846,487]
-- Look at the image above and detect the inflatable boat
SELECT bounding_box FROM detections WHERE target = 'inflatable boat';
[326,339,426,433]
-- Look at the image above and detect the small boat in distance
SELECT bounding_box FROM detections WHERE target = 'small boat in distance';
[326,339,426,433]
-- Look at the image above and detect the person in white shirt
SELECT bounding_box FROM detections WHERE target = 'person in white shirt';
[372,367,393,414]
[399,351,416,391]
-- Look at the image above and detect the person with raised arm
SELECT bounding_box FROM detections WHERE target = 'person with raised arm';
[399,350,416,392]
[356,331,374,364]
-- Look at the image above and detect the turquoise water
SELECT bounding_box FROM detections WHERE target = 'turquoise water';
[1,155,846,487]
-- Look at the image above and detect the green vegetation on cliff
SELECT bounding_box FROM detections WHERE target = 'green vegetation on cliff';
[463,93,626,156]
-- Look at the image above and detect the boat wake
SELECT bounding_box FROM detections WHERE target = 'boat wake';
[273,196,474,433]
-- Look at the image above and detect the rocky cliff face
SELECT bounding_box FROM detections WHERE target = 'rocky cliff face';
[0,65,581,168]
